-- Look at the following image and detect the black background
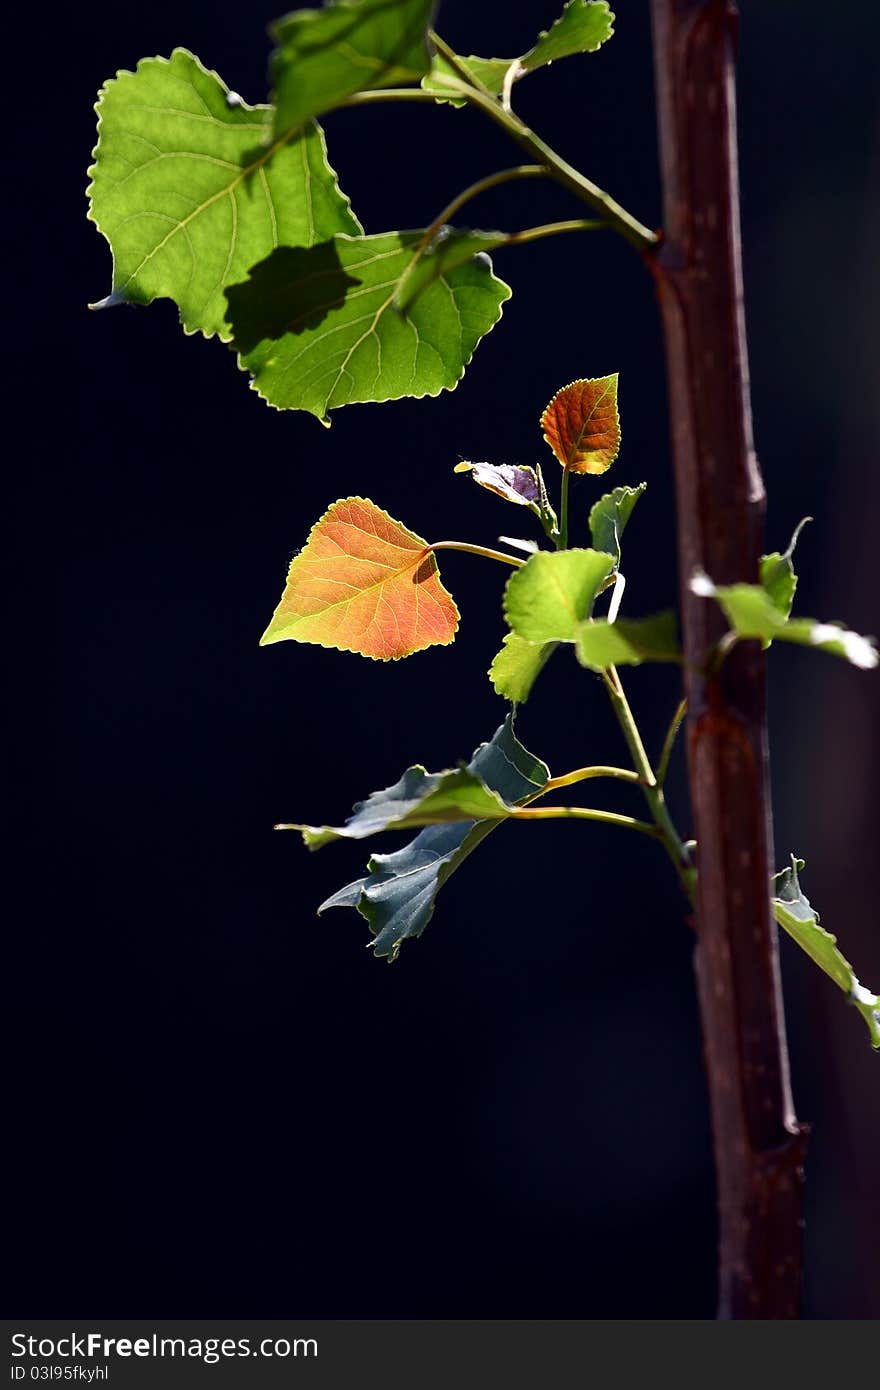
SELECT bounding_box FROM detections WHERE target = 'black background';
[7,1,879,1318]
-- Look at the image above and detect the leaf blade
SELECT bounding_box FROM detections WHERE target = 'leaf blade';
[260,497,458,660]
[489,633,558,703]
[772,857,880,1048]
[541,374,621,474]
[575,612,680,670]
[226,231,511,419]
[588,482,646,568]
[87,49,361,338]
[503,548,615,642]
[271,0,436,137]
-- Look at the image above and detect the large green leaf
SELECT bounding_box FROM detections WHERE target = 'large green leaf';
[271,0,436,138]
[226,231,511,419]
[392,227,508,311]
[772,857,880,1049]
[575,612,680,671]
[691,573,878,669]
[318,717,550,960]
[588,483,646,569]
[423,1,614,105]
[503,549,615,643]
[489,633,557,703]
[87,48,360,339]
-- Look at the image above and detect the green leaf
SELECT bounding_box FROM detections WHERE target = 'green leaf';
[588,483,647,569]
[575,612,680,671]
[271,0,436,138]
[87,49,360,339]
[392,226,508,312]
[318,716,550,960]
[489,633,558,703]
[772,857,880,1049]
[293,765,512,850]
[691,573,878,669]
[422,2,614,105]
[226,231,511,419]
[503,549,615,643]
[760,516,811,620]
[523,0,616,71]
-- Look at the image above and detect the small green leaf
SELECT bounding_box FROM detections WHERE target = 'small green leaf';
[319,716,549,960]
[523,0,616,71]
[392,226,508,311]
[760,516,811,620]
[692,573,878,669]
[226,231,511,419]
[422,3,614,106]
[489,633,557,703]
[271,0,436,138]
[575,612,680,670]
[588,482,647,569]
[772,856,880,1049]
[504,549,615,643]
[87,49,360,339]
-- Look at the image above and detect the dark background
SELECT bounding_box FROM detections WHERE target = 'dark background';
[7,1,879,1318]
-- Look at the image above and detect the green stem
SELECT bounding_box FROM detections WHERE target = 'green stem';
[558,467,572,549]
[657,697,687,787]
[501,219,605,247]
[602,667,695,902]
[341,73,658,252]
[425,165,550,243]
[427,541,525,568]
[543,765,645,793]
[508,806,659,838]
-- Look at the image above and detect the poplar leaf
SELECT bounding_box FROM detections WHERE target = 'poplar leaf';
[260,497,458,660]
[760,516,811,620]
[489,634,557,703]
[226,231,511,419]
[318,716,549,959]
[86,49,360,339]
[589,483,647,568]
[772,857,880,1048]
[393,227,508,311]
[691,573,878,669]
[454,462,542,508]
[271,0,436,138]
[541,375,621,474]
[504,549,615,643]
[575,612,680,670]
[422,2,614,106]
[292,766,513,850]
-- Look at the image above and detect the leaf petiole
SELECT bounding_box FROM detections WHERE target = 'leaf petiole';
[507,806,660,838]
[427,541,526,568]
[657,697,688,787]
[542,765,647,792]
[558,467,572,549]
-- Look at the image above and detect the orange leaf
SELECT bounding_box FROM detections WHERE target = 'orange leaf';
[260,497,459,661]
[540,374,620,474]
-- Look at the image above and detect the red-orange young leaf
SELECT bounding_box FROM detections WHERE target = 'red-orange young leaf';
[540,374,620,474]
[260,497,459,660]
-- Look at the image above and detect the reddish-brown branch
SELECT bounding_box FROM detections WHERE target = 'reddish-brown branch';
[648,0,808,1318]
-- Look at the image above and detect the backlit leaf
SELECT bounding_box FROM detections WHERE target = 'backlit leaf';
[260,497,458,659]
[760,516,811,620]
[226,232,511,419]
[454,461,541,508]
[422,2,614,106]
[319,716,549,959]
[575,612,680,670]
[691,573,878,669]
[541,375,620,474]
[87,49,360,339]
[588,482,646,568]
[772,857,880,1048]
[504,549,615,642]
[489,633,557,703]
[271,0,436,138]
[393,226,508,311]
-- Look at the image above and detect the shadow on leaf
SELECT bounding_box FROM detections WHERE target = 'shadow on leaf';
[224,243,361,351]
